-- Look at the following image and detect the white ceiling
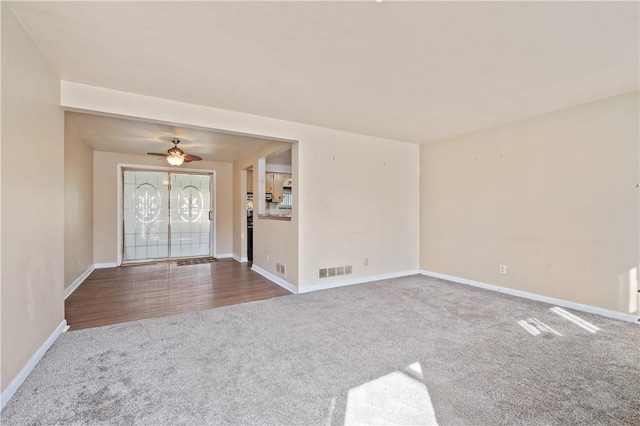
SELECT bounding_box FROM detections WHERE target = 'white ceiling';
[10,1,639,144]
[66,112,278,163]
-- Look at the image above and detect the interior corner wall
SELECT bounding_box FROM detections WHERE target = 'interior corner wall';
[420,91,640,315]
[64,118,94,287]
[1,2,65,392]
[93,151,233,264]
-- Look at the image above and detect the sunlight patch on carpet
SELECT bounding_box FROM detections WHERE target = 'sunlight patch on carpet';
[344,362,438,426]
[517,318,563,336]
[551,307,600,333]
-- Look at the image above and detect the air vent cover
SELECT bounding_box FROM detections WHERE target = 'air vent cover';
[318,265,353,280]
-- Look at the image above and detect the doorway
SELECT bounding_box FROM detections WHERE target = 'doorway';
[122,169,213,263]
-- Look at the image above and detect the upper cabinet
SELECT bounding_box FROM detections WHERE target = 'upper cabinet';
[261,146,293,217]
[265,172,274,194]
[265,172,292,203]
[265,172,283,202]
[272,173,283,202]
[247,170,253,193]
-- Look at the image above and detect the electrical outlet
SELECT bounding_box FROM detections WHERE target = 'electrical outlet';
[499,264,507,275]
[364,257,369,266]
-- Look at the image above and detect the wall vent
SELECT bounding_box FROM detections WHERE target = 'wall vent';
[276,262,286,276]
[318,265,353,280]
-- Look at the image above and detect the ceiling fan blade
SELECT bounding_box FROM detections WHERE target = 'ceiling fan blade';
[147,152,168,157]
[183,154,202,162]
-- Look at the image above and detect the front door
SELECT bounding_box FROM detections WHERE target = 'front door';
[123,170,212,263]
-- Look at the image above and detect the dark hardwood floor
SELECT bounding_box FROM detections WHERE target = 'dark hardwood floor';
[65,259,291,330]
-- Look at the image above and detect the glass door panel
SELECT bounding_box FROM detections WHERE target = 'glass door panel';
[123,171,170,262]
[169,173,211,258]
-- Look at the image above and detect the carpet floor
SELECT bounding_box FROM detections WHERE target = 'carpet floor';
[2,275,639,425]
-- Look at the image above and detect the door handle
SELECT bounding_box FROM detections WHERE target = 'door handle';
[209,211,213,220]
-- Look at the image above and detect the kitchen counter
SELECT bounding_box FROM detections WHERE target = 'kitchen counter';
[258,213,291,221]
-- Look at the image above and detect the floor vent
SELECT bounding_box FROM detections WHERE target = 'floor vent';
[276,262,286,276]
[318,265,353,279]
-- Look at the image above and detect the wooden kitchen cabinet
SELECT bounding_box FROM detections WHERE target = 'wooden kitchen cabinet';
[265,172,274,194]
[265,172,284,202]
[247,170,253,192]
[272,173,283,202]
[264,172,291,203]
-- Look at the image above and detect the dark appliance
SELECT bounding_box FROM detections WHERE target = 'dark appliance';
[247,207,253,261]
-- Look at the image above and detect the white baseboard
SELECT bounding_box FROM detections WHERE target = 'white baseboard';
[251,265,297,293]
[298,269,421,294]
[94,262,118,269]
[63,265,95,299]
[231,254,248,263]
[420,269,640,324]
[216,253,233,259]
[0,320,68,411]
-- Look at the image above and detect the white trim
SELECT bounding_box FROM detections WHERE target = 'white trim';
[94,262,118,269]
[298,270,421,294]
[0,320,68,411]
[420,270,640,324]
[216,253,233,259]
[232,254,248,263]
[116,166,123,266]
[251,265,297,293]
[63,265,95,299]
[211,171,218,258]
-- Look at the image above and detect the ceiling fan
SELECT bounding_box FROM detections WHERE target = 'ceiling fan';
[147,138,202,166]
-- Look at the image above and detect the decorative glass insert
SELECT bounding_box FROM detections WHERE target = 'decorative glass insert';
[133,183,161,223]
[178,185,204,223]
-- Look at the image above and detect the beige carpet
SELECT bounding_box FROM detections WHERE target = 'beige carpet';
[2,275,639,425]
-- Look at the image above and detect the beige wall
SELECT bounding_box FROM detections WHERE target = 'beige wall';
[62,83,421,290]
[1,3,65,391]
[0,0,3,395]
[93,151,233,264]
[421,91,640,315]
[64,118,94,287]
[298,133,419,288]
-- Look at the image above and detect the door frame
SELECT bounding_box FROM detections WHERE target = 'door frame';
[116,163,217,266]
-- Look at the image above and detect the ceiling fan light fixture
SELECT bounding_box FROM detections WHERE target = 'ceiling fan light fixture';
[167,154,184,166]
[148,138,201,165]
